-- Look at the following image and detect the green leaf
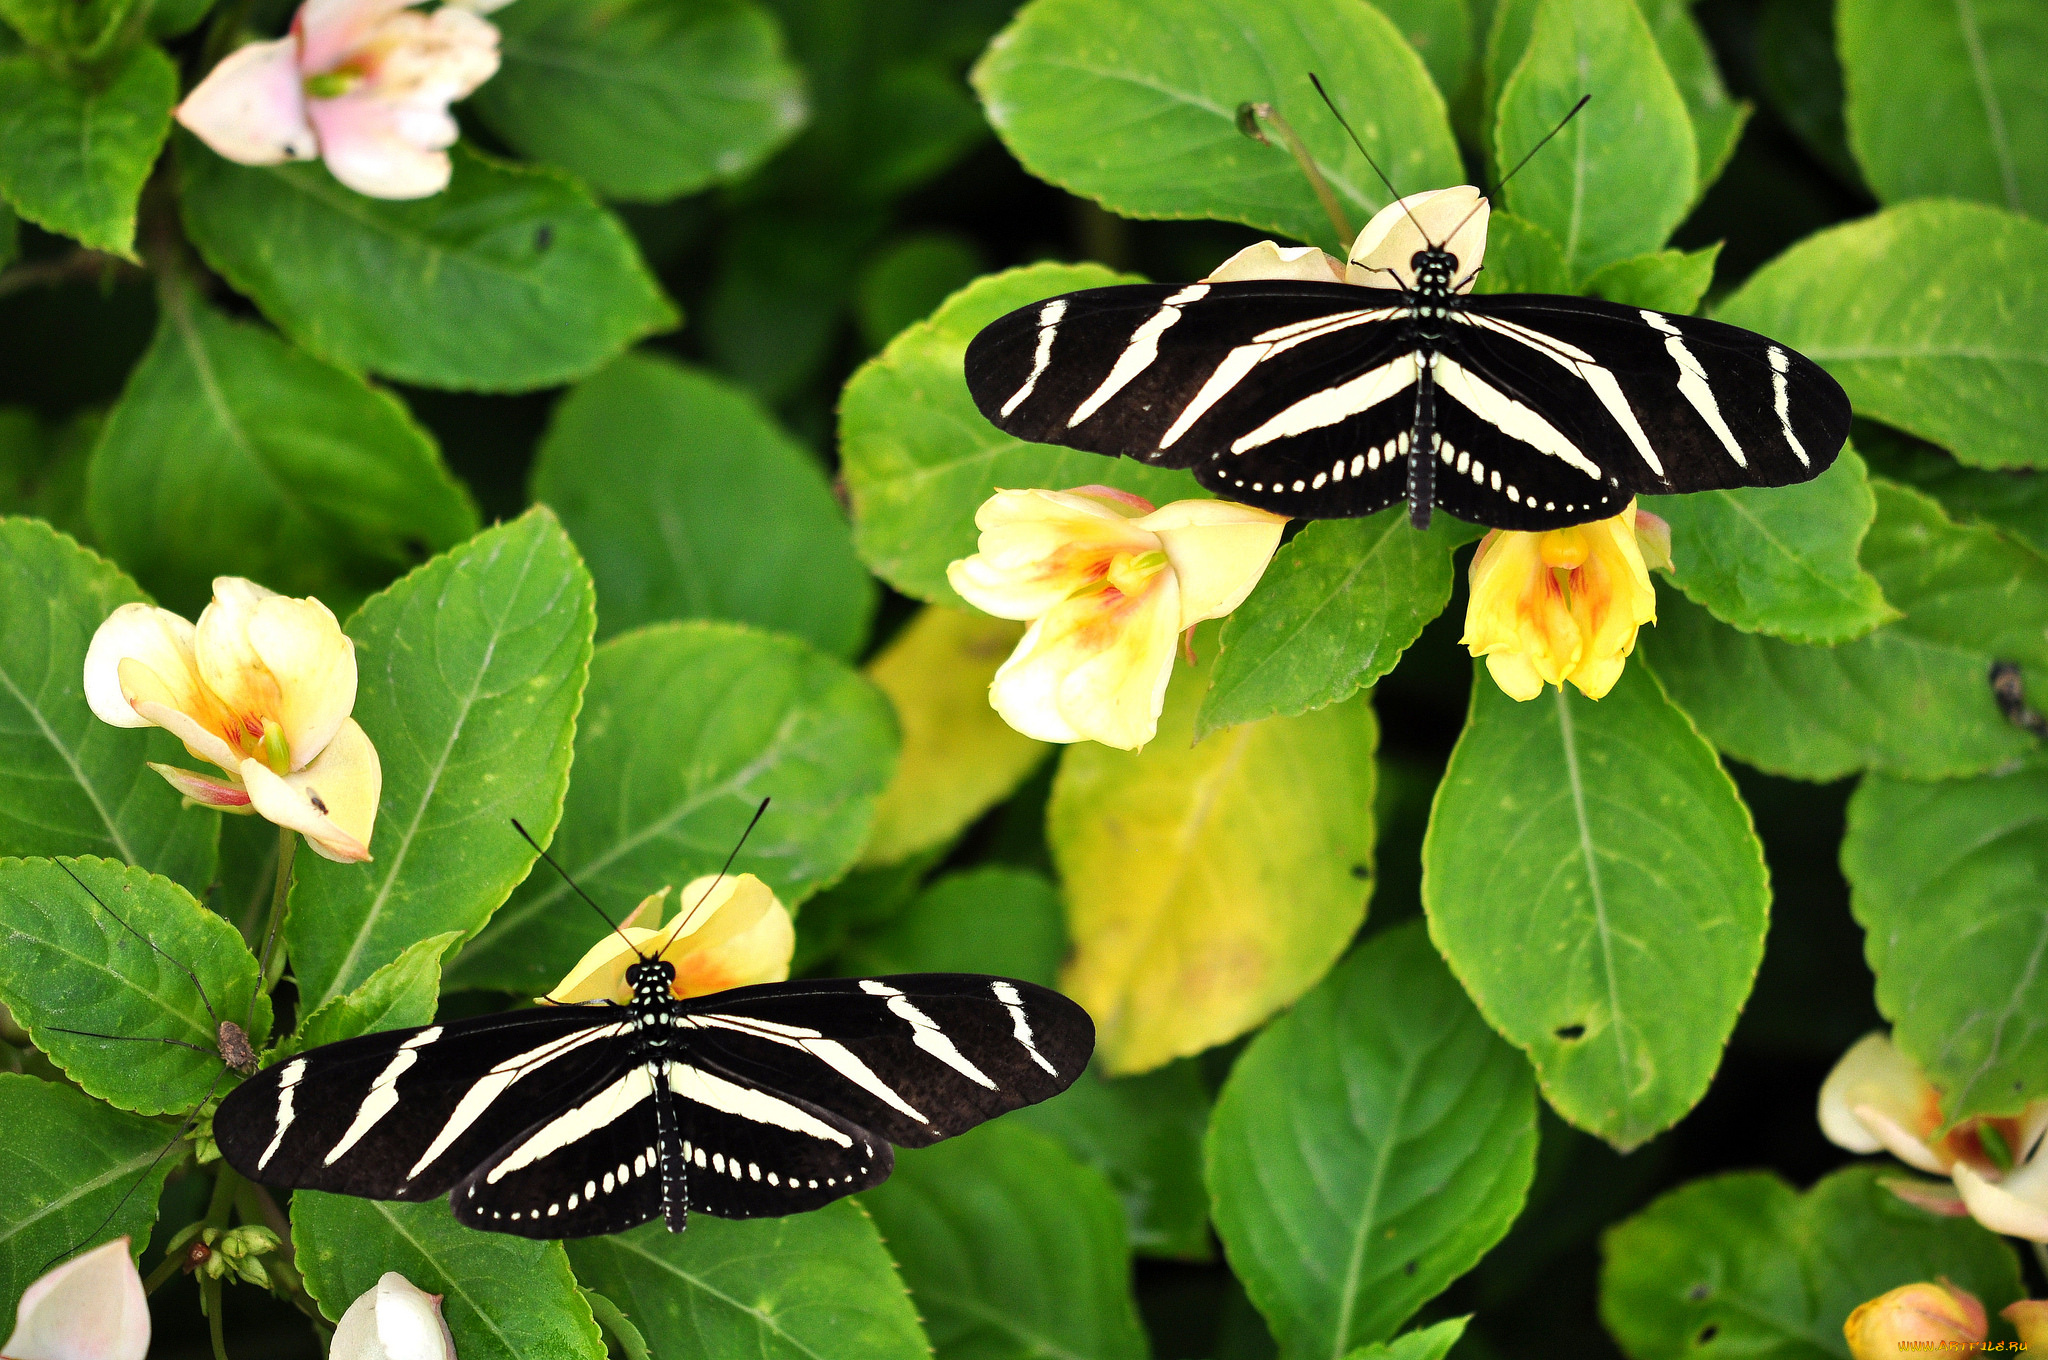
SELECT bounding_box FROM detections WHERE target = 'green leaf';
[971,0,1462,252]
[287,930,460,1056]
[861,1121,1147,1360]
[1468,210,1571,295]
[451,621,898,993]
[1646,445,1895,644]
[841,263,1198,603]
[0,1073,180,1323]
[1052,645,1376,1075]
[0,517,217,891]
[1714,200,2048,471]
[840,866,1063,986]
[1208,924,1537,1357]
[471,0,806,202]
[1859,478,2048,668]
[179,142,677,393]
[0,408,95,541]
[0,45,173,256]
[531,353,874,658]
[580,1289,650,1360]
[1375,0,1475,108]
[287,509,596,1013]
[566,1199,928,1360]
[1646,591,2034,781]
[1599,1166,2021,1360]
[855,230,987,351]
[1755,0,1859,187]
[1199,509,1477,736]
[858,605,1046,868]
[1345,1318,1471,1360]
[293,1193,604,1360]
[1014,1060,1212,1261]
[1581,244,1720,315]
[88,290,479,617]
[1861,429,2048,556]
[0,856,266,1116]
[701,203,875,403]
[1844,761,2048,1124]
[1495,0,1696,281]
[1639,0,1749,195]
[1838,0,2048,218]
[1423,663,1769,1149]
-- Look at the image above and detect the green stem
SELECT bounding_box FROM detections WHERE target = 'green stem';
[1237,100,1354,248]
[257,827,298,997]
[204,1275,229,1360]
[206,1162,241,1229]
[142,1243,189,1297]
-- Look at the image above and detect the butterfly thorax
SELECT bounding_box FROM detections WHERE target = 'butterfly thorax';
[625,959,684,1049]
[1406,248,1461,344]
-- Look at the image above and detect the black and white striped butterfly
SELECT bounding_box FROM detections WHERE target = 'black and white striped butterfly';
[213,956,1091,1239]
[965,177,1849,533]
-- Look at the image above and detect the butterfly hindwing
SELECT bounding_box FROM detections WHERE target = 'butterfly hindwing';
[451,1060,667,1237]
[664,1058,895,1219]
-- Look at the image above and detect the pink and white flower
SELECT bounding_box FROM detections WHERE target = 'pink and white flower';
[2,1237,150,1360]
[175,0,509,199]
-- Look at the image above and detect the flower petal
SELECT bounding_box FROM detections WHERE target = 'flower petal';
[541,925,668,1005]
[296,0,415,75]
[331,1271,457,1360]
[175,38,319,166]
[987,570,1182,750]
[240,718,381,862]
[84,603,200,729]
[1347,185,1489,292]
[148,763,254,808]
[651,874,794,998]
[1818,1031,1939,1162]
[1953,1161,2048,1241]
[1204,241,1347,284]
[1877,1174,1971,1217]
[247,594,357,770]
[2004,1300,2048,1348]
[3,1237,150,1360]
[1130,498,1288,627]
[308,94,457,199]
[193,578,284,730]
[948,488,1159,621]
[127,675,243,773]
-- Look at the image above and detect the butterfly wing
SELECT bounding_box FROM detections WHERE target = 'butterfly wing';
[214,1007,632,1201]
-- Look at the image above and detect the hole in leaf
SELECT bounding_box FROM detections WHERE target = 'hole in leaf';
[1350,864,1370,880]
[1554,1024,1586,1040]
[1402,1260,1417,1276]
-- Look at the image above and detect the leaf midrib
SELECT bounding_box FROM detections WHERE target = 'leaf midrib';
[605,1235,840,1360]
[1553,687,1634,1123]
[0,639,136,864]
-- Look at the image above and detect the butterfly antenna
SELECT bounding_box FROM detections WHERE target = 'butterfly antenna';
[673,798,772,936]
[512,819,642,960]
[58,860,223,1032]
[1438,94,1592,259]
[1307,73,1429,249]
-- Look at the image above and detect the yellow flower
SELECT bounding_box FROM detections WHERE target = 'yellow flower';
[1460,501,1671,701]
[83,577,381,863]
[1203,185,1490,291]
[542,874,794,1005]
[946,487,1286,750]
[1843,1281,1986,1357]
[2003,1299,2048,1347]
[3,1236,150,1360]
[1820,1030,2048,1241]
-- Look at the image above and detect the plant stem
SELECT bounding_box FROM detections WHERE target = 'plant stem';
[143,1242,190,1297]
[257,827,298,997]
[1237,100,1354,248]
[206,1162,241,1229]
[205,1275,229,1360]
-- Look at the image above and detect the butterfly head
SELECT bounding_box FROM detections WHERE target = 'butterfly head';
[1412,248,1458,295]
[625,958,676,1002]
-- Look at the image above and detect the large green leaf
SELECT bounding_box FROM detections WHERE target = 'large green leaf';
[1495,0,1696,282]
[1198,510,1479,737]
[1208,924,1537,1357]
[566,1200,928,1360]
[1859,478,2048,667]
[1423,663,1769,1150]
[472,0,806,202]
[1014,1060,1212,1261]
[1345,1319,1470,1360]
[1714,200,2048,471]
[0,517,216,891]
[839,866,1064,986]
[531,353,874,657]
[1051,649,1376,1075]
[1863,432,2048,556]
[179,143,676,392]
[1376,0,1474,108]
[0,856,266,1116]
[1600,1167,2021,1360]
[293,1193,604,1360]
[1646,447,1894,644]
[860,1121,1147,1360]
[971,0,1461,253]
[287,930,459,1056]
[88,291,479,617]
[0,45,173,255]
[287,510,595,1012]
[1581,244,1720,315]
[1843,762,2048,1124]
[451,621,897,993]
[0,1074,180,1324]
[1638,0,1748,195]
[840,263,1197,603]
[1838,0,2048,218]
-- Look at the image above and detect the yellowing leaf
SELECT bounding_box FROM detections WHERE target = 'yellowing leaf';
[860,606,1046,867]
[1050,643,1375,1074]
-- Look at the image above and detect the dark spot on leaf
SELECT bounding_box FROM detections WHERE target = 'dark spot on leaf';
[1555,1024,1586,1040]
[1350,864,1370,880]
[1687,1282,1710,1301]
[404,536,431,561]
[535,224,554,252]
[1696,1323,1718,1344]
[1403,1260,1416,1276]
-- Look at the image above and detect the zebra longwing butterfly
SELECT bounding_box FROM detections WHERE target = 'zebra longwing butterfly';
[963,203,1850,532]
[213,963,1092,1239]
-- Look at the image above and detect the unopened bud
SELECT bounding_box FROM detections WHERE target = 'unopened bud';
[2003,1300,2048,1347]
[1844,1281,1986,1357]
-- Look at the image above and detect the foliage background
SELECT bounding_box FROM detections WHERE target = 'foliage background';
[0,0,2044,1356]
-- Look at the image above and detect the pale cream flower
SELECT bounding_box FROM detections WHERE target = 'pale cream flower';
[3,1237,150,1360]
[543,874,794,1006]
[84,577,381,863]
[1201,185,1491,291]
[1460,501,1670,701]
[1843,1281,1986,1357]
[175,0,504,199]
[1820,1031,2048,1241]
[330,1272,458,1360]
[947,487,1286,750]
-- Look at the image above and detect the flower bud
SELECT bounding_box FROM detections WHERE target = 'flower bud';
[2002,1300,2048,1347]
[1843,1281,1986,1357]
[331,1272,459,1360]
[3,1237,150,1360]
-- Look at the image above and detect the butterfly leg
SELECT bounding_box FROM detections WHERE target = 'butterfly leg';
[1406,352,1439,530]
[653,1060,689,1232]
